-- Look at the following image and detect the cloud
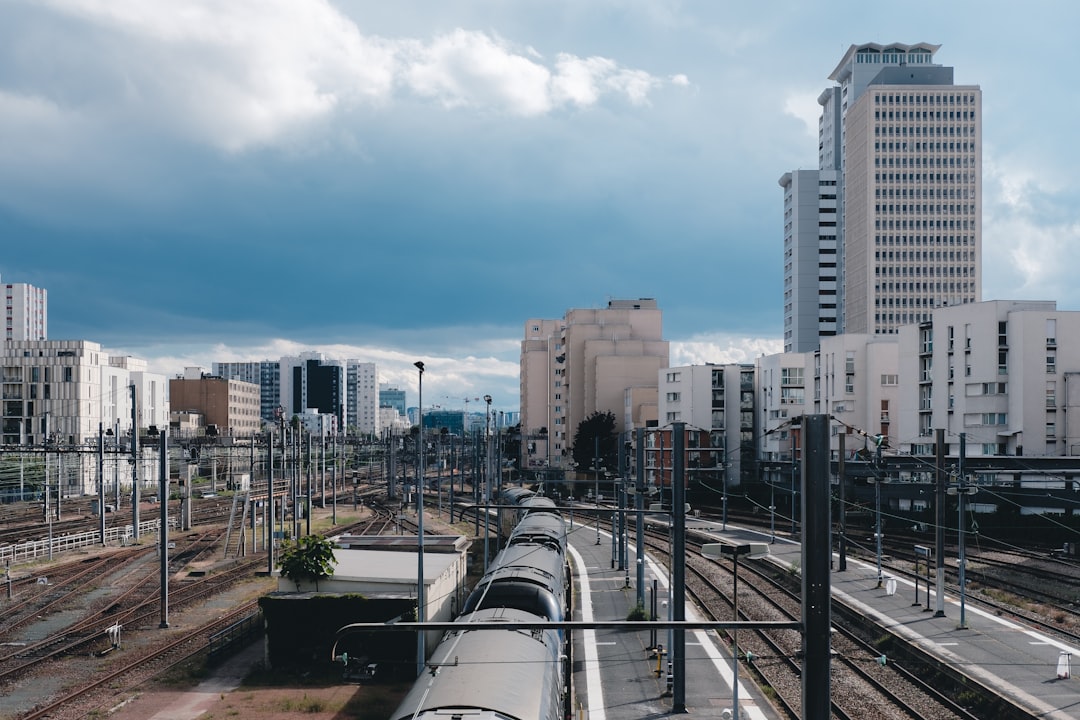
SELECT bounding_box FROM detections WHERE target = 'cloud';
[981,150,1080,306]
[671,333,782,367]
[10,1,680,153]
[782,89,820,140]
[105,335,523,410]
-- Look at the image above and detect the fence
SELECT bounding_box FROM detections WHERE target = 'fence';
[0,517,177,566]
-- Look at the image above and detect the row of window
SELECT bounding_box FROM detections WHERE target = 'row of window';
[875,234,974,246]
[875,204,976,216]
[873,91,976,105]
[875,265,973,277]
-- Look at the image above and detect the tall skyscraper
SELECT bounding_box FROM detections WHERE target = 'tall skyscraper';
[783,43,981,346]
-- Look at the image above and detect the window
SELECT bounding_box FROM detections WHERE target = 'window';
[1047,352,1057,374]
[781,367,804,386]
[880,374,898,386]
[666,411,681,422]
[666,392,681,402]
[781,387,805,404]
[1047,382,1056,408]
[666,372,681,383]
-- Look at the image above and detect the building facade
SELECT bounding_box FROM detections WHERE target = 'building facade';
[169,367,261,438]
[0,340,166,498]
[4,281,48,341]
[345,360,379,437]
[657,363,756,488]
[784,43,982,348]
[896,300,1080,470]
[780,169,839,352]
[279,352,344,427]
[520,299,669,473]
[213,360,281,424]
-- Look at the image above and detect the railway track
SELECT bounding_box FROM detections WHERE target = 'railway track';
[643,529,979,719]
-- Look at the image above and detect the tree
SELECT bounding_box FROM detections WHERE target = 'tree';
[571,411,619,475]
[279,534,337,591]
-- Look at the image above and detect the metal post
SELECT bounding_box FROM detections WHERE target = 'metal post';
[802,414,831,720]
[732,550,741,719]
[266,430,274,575]
[958,432,968,629]
[98,423,106,546]
[131,386,140,542]
[158,431,169,628]
[790,429,798,536]
[838,431,847,571]
[414,361,426,677]
[721,437,728,532]
[483,397,492,573]
[594,436,601,546]
[934,428,946,617]
[635,429,646,608]
[671,422,687,713]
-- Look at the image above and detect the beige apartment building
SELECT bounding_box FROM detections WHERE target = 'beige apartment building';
[520,299,669,473]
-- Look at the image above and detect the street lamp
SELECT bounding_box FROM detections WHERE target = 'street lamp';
[414,361,426,678]
[703,542,771,720]
[483,394,492,573]
[864,433,889,588]
[948,432,977,629]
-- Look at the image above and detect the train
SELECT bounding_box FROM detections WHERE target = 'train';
[389,487,570,720]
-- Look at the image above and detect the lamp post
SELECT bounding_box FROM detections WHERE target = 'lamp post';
[483,394,492,573]
[948,432,977,629]
[593,436,602,545]
[414,361,426,677]
[703,542,771,720]
[867,434,887,588]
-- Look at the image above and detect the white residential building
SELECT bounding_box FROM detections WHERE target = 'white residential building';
[4,280,47,341]
[756,351,811,468]
[657,363,756,488]
[0,340,166,497]
[780,169,839,352]
[897,300,1080,474]
[346,360,379,437]
[812,333,900,451]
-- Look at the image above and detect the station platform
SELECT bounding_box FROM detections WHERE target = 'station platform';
[567,516,782,720]
[701,519,1080,720]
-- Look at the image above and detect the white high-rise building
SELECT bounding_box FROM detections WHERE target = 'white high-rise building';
[780,169,839,352]
[346,360,379,437]
[4,280,47,341]
[783,43,982,347]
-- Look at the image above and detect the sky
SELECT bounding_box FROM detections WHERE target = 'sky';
[3,1,1079,412]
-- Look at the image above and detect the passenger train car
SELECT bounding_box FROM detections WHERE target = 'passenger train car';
[390,488,570,720]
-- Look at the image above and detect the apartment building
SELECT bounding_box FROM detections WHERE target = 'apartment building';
[4,280,47,341]
[520,299,669,472]
[213,360,281,424]
[169,367,261,438]
[780,169,839,352]
[345,360,379,437]
[0,340,166,497]
[657,363,756,488]
[896,300,1080,471]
